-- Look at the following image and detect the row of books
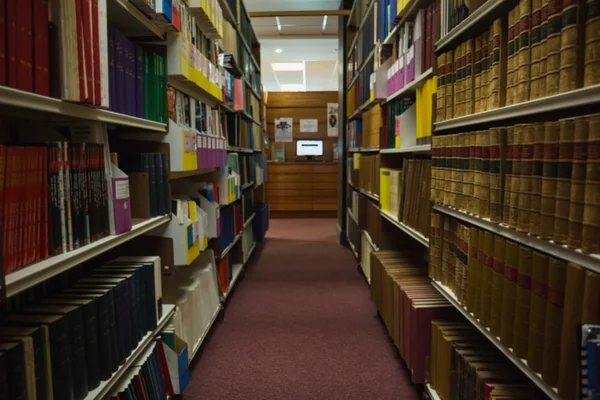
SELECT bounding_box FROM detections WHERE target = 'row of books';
[352,154,381,198]
[347,57,375,115]
[348,4,376,84]
[440,0,486,35]
[108,28,167,123]
[370,250,452,384]
[429,319,546,400]
[239,155,257,188]
[0,256,163,400]
[380,159,431,238]
[429,211,600,400]
[382,98,414,149]
[362,105,383,148]
[0,143,110,274]
[431,114,600,254]
[219,202,243,254]
[225,113,254,149]
[109,340,173,400]
[386,4,437,95]
[118,152,171,218]
[347,120,362,149]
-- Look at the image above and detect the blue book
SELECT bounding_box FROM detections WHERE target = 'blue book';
[108,27,116,112]
[154,154,165,215]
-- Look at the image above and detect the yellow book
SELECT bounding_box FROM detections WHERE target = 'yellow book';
[527,251,549,372]
[513,245,533,358]
[380,168,391,213]
[500,240,520,347]
[542,258,567,386]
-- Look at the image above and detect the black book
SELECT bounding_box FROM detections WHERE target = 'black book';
[5,314,74,400]
[98,144,110,239]
[69,144,81,249]
[48,143,62,256]
[61,288,118,377]
[76,278,133,362]
[78,144,90,246]
[0,326,47,400]
[0,350,9,400]
[41,298,100,391]
[146,154,158,217]
[0,342,27,400]
[154,153,165,215]
[160,153,170,216]
[21,304,88,400]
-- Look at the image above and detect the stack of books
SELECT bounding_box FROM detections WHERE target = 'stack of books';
[430,211,600,399]
[431,114,600,253]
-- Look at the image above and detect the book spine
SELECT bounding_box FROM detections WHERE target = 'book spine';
[490,235,506,335]
[473,35,482,113]
[465,131,476,214]
[530,0,544,99]
[582,115,600,253]
[500,240,520,347]
[34,0,50,96]
[567,116,590,248]
[529,122,546,235]
[75,0,87,102]
[539,0,550,97]
[513,245,533,358]
[584,0,600,86]
[545,0,563,95]
[457,133,466,211]
[480,129,491,218]
[92,0,101,105]
[516,124,534,232]
[517,0,532,104]
[445,50,454,120]
[554,118,576,244]
[540,121,561,239]
[478,231,495,325]
[489,127,503,222]
[488,19,503,110]
[15,147,25,270]
[559,0,581,92]
[507,9,517,106]
[0,0,5,85]
[6,0,16,88]
[541,257,567,385]
[81,144,90,245]
[16,0,33,92]
[465,226,479,311]
[527,251,549,372]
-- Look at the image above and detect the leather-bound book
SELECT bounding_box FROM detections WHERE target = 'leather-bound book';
[554,118,576,244]
[558,0,582,92]
[465,40,475,116]
[474,35,483,113]
[457,133,466,211]
[488,18,506,110]
[506,8,518,106]
[466,227,480,312]
[529,122,546,236]
[581,115,600,253]
[479,231,495,325]
[480,129,491,218]
[545,0,563,95]
[473,229,487,317]
[584,0,600,87]
[540,121,560,239]
[480,30,490,111]
[530,0,544,99]
[513,245,533,358]
[542,258,567,386]
[446,50,455,121]
[557,263,586,400]
[437,53,446,122]
[567,116,591,249]
[500,240,520,347]
[503,127,515,225]
[474,131,483,216]
[490,236,506,335]
[517,124,534,232]
[451,134,460,209]
[489,127,506,223]
[466,131,477,213]
[516,0,532,104]
[508,125,522,229]
[526,252,549,372]
[582,270,600,323]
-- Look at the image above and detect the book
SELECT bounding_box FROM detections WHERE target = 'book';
[529,122,545,236]
[542,258,567,385]
[516,0,532,104]
[530,0,545,99]
[567,116,591,249]
[540,121,560,239]
[527,251,549,372]
[500,240,520,347]
[584,0,600,87]
[507,9,518,106]
[545,0,562,96]
[513,246,533,358]
[554,118,576,244]
[581,115,600,253]
[558,0,581,93]
[516,124,534,232]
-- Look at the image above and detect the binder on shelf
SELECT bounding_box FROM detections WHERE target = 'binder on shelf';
[164,120,201,172]
[199,194,220,238]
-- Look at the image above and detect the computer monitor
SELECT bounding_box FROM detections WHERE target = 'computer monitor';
[296,140,324,159]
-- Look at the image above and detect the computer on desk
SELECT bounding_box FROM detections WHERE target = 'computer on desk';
[296,140,324,161]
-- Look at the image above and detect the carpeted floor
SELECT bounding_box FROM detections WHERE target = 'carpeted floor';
[185,218,420,400]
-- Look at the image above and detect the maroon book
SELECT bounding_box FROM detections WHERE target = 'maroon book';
[33,0,49,95]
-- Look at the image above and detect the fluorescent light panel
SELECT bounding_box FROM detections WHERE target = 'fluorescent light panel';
[271,62,305,71]
[279,84,306,91]
[322,16,328,30]
[276,16,282,32]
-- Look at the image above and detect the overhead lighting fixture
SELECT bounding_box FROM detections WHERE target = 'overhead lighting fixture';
[279,84,306,91]
[276,16,282,32]
[271,62,304,71]
[275,48,283,53]
[322,15,328,31]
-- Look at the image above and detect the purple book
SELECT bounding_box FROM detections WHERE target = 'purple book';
[135,46,144,118]
[112,177,132,234]
[108,27,116,112]
[196,133,204,170]
[115,31,124,115]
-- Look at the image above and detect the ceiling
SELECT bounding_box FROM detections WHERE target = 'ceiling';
[242,0,342,92]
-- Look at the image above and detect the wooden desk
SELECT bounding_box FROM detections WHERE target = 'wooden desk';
[266,161,338,213]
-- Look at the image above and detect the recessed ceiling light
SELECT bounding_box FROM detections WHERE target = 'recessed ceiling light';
[275,48,283,53]
[322,15,328,30]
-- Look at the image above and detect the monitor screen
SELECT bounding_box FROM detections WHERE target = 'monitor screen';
[296,140,324,156]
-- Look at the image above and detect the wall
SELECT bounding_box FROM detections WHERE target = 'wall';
[267,91,339,161]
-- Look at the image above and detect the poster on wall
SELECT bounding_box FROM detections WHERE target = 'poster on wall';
[327,103,338,137]
[275,118,293,142]
[300,119,318,132]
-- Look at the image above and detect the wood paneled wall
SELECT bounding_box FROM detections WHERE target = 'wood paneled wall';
[267,91,338,161]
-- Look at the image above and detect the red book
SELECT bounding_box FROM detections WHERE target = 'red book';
[92,0,101,105]
[82,0,94,104]
[75,0,87,102]
[219,256,229,292]
[22,147,32,267]
[16,0,33,92]
[33,0,49,96]
[0,146,6,229]
[6,0,17,88]
[154,338,175,396]
[134,375,148,400]
[3,147,14,273]
[0,0,6,85]
[41,147,48,260]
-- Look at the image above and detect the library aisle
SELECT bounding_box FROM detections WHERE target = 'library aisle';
[186,218,419,399]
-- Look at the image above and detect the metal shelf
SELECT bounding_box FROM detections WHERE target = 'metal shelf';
[386,67,434,103]
[84,304,176,400]
[0,86,167,132]
[360,189,380,202]
[348,97,380,120]
[431,280,561,400]
[435,85,600,131]
[382,0,434,44]
[380,209,429,247]
[169,168,218,180]
[107,0,165,38]
[425,384,442,400]
[433,203,600,274]
[6,216,171,297]
[243,213,256,228]
[380,144,431,154]
[243,241,257,264]
[348,146,380,153]
[347,208,358,225]
[347,46,376,90]
[242,182,255,190]
[189,304,222,362]
[224,263,244,299]
[435,0,511,52]
[219,232,242,260]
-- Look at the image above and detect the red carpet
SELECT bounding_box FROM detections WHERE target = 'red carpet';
[186,218,420,400]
